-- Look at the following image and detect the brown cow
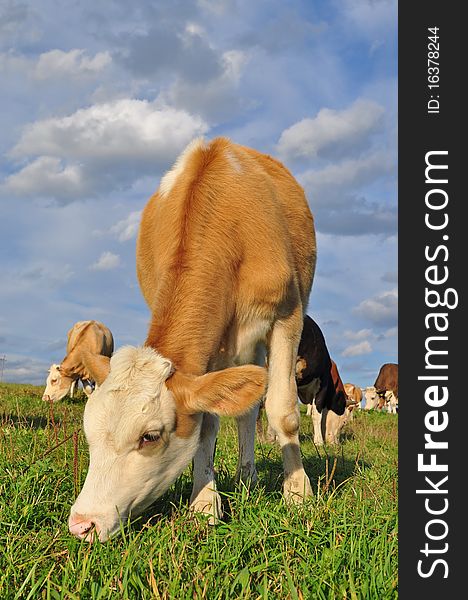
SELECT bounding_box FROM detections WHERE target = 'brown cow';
[374,363,398,409]
[69,137,316,541]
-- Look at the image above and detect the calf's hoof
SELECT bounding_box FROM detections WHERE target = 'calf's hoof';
[283,471,313,503]
[235,464,258,488]
[190,488,223,525]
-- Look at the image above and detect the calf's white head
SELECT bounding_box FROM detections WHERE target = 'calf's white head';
[364,386,379,410]
[42,364,74,403]
[68,345,266,542]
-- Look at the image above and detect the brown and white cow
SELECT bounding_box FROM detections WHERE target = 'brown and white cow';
[308,359,352,446]
[384,390,398,414]
[280,315,349,446]
[344,383,362,411]
[68,137,317,541]
[374,363,398,410]
[42,320,114,403]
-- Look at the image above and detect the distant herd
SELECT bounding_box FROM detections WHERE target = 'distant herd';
[39,138,398,541]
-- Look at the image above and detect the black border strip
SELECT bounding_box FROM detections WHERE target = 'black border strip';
[399,3,464,596]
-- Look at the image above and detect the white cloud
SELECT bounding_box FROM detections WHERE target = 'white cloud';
[109,210,142,242]
[11,99,208,163]
[34,49,111,80]
[277,98,384,161]
[343,328,374,342]
[353,288,398,327]
[4,99,209,200]
[342,340,373,357]
[89,251,121,271]
[4,156,87,198]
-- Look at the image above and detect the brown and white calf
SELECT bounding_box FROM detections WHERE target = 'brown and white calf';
[68,137,317,541]
[42,320,114,402]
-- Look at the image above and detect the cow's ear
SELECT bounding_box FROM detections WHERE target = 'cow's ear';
[168,366,267,417]
[82,352,111,385]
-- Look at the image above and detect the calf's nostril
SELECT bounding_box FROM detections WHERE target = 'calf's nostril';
[84,522,95,534]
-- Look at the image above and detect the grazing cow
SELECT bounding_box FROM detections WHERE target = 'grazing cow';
[286,315,349,445]
[42,321,114,403]
[344,383,362,410]
[69,137,317,542]
[363,386,379,410]
[309,359,352,446]
[374,363,398,409]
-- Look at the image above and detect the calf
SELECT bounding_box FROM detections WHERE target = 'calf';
[42,320,114,402]
[69,137,317,541]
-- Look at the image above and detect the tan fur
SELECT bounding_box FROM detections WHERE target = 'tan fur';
[60,320,114,380]
[136,137,316,504]
[137,137,316,375]
[344,383,362,408]
[43,320,114,402]
[80,351,111,386]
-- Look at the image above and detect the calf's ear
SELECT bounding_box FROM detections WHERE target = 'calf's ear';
[168,366,267,417]
[81,351,111,385]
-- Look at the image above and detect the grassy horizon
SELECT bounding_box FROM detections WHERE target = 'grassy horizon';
[0,383,397,599]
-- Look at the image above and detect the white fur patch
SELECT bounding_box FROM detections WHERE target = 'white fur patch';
[225,149,242,173]
[159,137,206,198]
[107,346,173,391]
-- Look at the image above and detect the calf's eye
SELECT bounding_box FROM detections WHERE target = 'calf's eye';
[139,432,161,448]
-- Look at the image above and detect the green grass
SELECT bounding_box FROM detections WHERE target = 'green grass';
[0,383,397,599]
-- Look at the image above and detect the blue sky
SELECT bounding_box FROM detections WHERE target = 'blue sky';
[0,0,397,388]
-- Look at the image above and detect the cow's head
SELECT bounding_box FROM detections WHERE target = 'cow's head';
[68,345,266,542]
[42,364,75,403]
[364,386,379,410]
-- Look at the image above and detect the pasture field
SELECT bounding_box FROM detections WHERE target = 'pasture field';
[0,383,398,599]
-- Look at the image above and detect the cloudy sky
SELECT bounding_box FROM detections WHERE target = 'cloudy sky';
[0,0,397,388]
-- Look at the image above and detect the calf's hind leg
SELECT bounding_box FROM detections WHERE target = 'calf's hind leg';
[265,310,312,502]
[235,344,266,485]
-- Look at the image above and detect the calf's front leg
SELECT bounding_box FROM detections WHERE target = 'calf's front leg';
[189,413,222,524]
